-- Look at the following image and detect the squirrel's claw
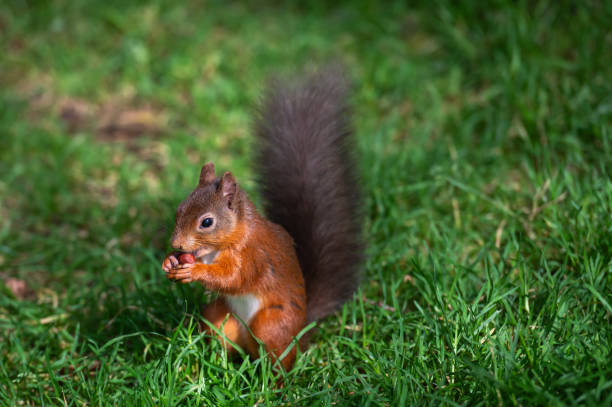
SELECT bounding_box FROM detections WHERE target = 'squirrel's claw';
[164,252,197,282]
[166,265,196,283]
[162,254,179,272]
[174,263,194,270]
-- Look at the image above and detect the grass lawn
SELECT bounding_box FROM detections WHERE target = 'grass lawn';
[1,0,611,405]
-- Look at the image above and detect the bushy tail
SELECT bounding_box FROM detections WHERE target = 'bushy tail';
[253,67,364,322]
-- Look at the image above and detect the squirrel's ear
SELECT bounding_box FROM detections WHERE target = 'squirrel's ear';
[199,162,216,186]
[218,172,237,209]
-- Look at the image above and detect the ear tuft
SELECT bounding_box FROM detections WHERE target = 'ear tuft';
[218,172,237,208]
[199,162,216,186]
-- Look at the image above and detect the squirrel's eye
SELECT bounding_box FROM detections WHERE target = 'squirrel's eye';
[200,217,214,228]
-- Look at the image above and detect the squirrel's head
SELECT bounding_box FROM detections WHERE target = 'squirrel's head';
[170,162,241,258]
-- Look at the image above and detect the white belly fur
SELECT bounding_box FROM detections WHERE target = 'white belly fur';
[225,294,261,324]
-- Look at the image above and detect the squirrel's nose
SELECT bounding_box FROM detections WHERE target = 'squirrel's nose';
[170,236,184,251]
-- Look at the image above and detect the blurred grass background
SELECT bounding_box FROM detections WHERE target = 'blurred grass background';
[1,0,611,405]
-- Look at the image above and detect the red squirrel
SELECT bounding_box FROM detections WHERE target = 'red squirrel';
[161,68,363,370]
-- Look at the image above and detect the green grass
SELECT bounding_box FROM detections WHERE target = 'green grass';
[1,0,611,405]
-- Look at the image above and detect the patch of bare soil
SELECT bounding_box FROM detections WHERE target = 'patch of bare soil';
[59,97,167,141]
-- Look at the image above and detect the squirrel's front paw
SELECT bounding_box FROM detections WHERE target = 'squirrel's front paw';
[162,253,180,272]
[166,263,198,283]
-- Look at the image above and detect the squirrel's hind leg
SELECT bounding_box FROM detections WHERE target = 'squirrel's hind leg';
[200,298,243,353]
[245,307,305,371]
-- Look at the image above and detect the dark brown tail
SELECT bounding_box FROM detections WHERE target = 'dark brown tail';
[253,67,364,322]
